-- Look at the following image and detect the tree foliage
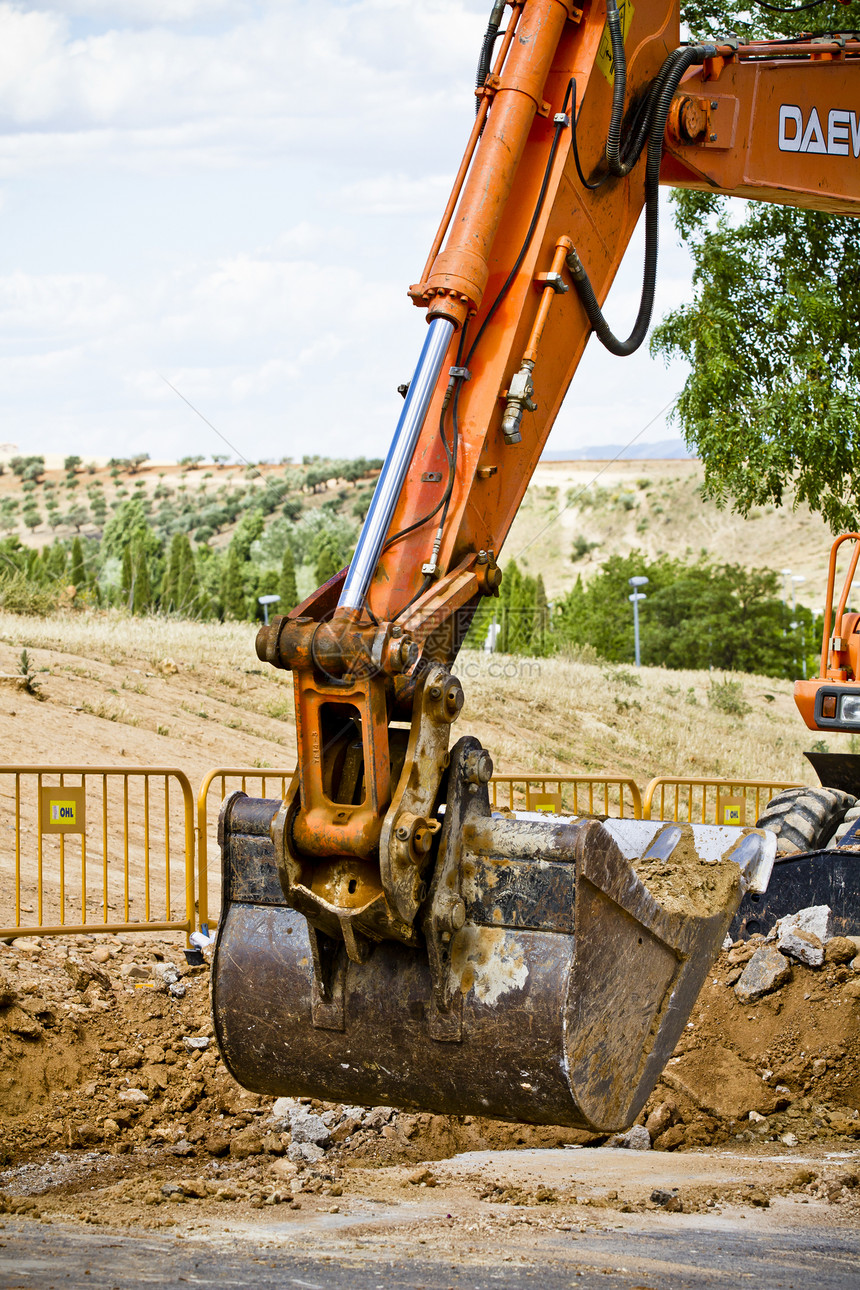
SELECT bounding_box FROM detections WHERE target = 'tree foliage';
[652,0,860,532]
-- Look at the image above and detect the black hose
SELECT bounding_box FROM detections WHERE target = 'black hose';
[475,0,507,116]
[567,44,715,357]
[603,0,627,174]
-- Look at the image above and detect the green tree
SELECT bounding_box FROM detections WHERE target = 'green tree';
[314,539,341,587]
[221,545,247,620]
[69,537,86,589]
[132,543,153,614]
[280,545,298,612]
[651,0,860,532]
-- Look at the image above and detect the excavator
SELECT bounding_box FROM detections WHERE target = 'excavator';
[211,0,860,1133]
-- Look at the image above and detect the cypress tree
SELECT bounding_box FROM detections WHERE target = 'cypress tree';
[221,545,246,620]
[161,533,183,610]
[280,545,298,612]
[315,539,340,587]
[121,545,134,608]
[69,537,86,589]
[132,544,152,615]
[176,535,201,616]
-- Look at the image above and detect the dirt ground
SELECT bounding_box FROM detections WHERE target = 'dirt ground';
[0,931,857,1270]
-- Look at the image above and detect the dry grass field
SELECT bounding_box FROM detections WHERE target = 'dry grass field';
[0,606,837,933]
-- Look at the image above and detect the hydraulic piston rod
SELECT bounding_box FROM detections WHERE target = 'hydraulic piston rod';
[338,317,455,613]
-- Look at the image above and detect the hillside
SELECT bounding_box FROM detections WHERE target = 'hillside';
[506,459,832,608]
[0,609,831,790]
[0,451,836,619]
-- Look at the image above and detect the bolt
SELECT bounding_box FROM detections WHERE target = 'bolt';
[711,100,718,109]
[450,898,466,931]
[391,626,402,638]
[709,133,717,142]
[396,825,410,841]
[429,685,442,700]
[445,686,464,714]
[476,550,489,564]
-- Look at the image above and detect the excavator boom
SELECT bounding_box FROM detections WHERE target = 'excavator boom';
[212,0,860,1131]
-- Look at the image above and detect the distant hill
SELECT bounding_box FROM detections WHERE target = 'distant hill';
[541,439,693,461]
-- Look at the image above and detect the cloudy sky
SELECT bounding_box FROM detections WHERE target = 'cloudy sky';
[0,0,693,465]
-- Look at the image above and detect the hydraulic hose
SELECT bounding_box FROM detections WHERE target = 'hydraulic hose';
[475,0,507,115]
[567,43,715,357]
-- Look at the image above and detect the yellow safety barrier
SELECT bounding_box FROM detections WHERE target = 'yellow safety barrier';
[489,774,642,819]
[642,776,801,827]
[196,767,295,928]
[0,767,196,940]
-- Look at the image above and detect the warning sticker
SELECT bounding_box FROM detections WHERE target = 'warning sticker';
[596,0,635,86]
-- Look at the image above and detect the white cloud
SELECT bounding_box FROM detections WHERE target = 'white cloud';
[0,0,694,463]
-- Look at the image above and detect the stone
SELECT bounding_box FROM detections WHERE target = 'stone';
[204,1134,231,1157]
[289,1110,331,1147]
[776,905,832,946]
[811,1058,827,1079]
[121,963,152,981]
[825,936,858,965]
[64,958,111,992]
[645,1101,677,1142]
[652,1126,685,1151]
[288,1141,324,1164]
[331,1117,360,1144]
[168,982,187,999]
[117,1088,148,1105]
[778,925,824,967]
[271,1096,299,1121]
[362,1107,395,1130]
[407,1168,437,1186]
[606,1124,651,1151]
[183,1036,210,1052]
[229,1129,263,1160]
[91,947,112,965]
[747,1188,770,1208]
[781,1132,799,1148]
[734,946,791,1004]
[10,937,40,952]
[270,1157,298,1180]
[650,1188,679,1208]
[664,1047,780,1121]
[0,976,17,1009]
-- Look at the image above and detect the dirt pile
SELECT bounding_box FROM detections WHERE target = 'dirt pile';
[638,931,860,1151]
[0,930,857,1233]
[0,934,590,1173]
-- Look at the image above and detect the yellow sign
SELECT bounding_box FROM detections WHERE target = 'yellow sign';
[40,786,86,834]
[527,790,563,815]
[718,795,746,827]
[596,0,635,85]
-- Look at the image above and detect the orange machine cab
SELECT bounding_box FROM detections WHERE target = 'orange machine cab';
[795,534,860,732]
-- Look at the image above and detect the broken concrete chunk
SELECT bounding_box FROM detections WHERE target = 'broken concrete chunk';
[734,946,791,1004]
[289,1110,331,1147]
[776,905,832,944]
[605,1124,651,1150]
[287,1141,325,1164]
[778,925,824,967]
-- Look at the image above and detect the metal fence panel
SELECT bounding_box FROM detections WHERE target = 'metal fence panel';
[196,767,295,928]
[0,767,195,939]
[642,776,801,826]
[488,774,643,818]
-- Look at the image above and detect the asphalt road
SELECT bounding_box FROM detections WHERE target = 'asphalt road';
[2,1216,859,1290]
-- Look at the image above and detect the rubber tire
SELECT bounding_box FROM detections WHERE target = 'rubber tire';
[755,786,857,856]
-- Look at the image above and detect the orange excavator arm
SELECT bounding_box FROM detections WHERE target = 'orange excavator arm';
[216,3,857,1131]
[257,4,860,910]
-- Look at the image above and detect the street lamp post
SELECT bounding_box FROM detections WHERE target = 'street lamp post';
[258,593,281,626]
[628,576,648,667]
[791,576,806,678]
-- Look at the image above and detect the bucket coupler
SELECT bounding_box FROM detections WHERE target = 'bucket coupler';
[212,738,774,1133]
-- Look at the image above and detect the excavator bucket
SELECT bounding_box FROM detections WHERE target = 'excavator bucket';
[212,738,773,1133]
